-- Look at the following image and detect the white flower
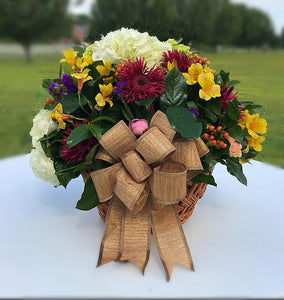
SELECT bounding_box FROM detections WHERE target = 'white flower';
[30,109,60,186]
[30,148,60,186]
[30,109,58,148]
[91,28,172,67]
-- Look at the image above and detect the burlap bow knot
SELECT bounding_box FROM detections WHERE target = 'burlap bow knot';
[89,110,209,280]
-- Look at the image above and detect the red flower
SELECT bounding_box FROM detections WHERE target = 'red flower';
[119,57,165,103]
[60,121,97,165]
[221,85,238,112]
[161,50,192,72]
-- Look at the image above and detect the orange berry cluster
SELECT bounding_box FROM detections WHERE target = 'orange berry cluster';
[189,53,216,75]
[202,125,229,149]
[45,98,55,105]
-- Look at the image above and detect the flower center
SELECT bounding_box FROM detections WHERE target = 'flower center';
[133,75,150,91]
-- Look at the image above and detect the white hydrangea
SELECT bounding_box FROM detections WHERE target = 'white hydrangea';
[91,28,172,67]
[29,109,60,186]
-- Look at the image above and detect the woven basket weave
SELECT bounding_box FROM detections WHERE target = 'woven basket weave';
[97,180,208,223]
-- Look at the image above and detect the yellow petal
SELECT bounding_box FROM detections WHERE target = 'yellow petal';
[208,84,221,98]
[186,63,203,85]
[198,72,214,89]
[105,98,113,107]
[199,89,211,101]
[54,103,63,114]
[95,93,106,107]
[58,119,66,129]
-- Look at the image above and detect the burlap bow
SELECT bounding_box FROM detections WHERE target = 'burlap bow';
[89,110,209,280]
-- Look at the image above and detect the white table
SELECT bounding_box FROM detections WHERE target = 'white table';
[0,155,283,298]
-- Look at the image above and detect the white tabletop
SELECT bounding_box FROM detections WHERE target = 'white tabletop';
[0,155,283,298]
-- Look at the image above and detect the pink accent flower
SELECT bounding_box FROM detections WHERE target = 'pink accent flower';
[119,57,165,103]
[228,136,242,158]
[129,119,149,136]
[60,121,97,164]
[161,50,192,72]
[221,85,238,112]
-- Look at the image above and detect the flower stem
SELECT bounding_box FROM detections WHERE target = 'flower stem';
[78,92,89,114]
[121,97,134,120]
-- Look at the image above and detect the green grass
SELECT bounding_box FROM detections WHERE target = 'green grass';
[0,51,283,167]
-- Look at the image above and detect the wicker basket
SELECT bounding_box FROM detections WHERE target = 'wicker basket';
[97,180,208,224]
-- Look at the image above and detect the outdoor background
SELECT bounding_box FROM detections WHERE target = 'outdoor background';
[0,0,283,167]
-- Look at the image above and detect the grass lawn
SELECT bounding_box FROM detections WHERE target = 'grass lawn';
[0,51,283,167]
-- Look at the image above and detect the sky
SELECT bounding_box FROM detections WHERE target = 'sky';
[69,0,284,34]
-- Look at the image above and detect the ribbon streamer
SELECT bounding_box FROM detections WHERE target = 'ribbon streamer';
[90,110,209,280]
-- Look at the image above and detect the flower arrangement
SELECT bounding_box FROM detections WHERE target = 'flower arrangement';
[30,28,267,280]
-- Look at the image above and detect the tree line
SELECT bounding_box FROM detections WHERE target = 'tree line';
[88,0,280,48]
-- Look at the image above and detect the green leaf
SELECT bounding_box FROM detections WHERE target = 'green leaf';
[245,104,263,114]
[88,124,102,140]
[76,177,100,211]
[67,124,92,148]
[225,158,247,185]
[160,67,188,111]
[214,73,223,86]
[54,159,79,188]
[226,80,240,87]
[93,116,116,124]
[166,107,202,139]
[229,125,243,143]
[219,70,230,83]
[135,98,155,108]
[86,144,100,162]
[42,78,53,89]
[227,101,240,121]
[191,173,217,187]
[50,93,88,114]
[73,45,84,57]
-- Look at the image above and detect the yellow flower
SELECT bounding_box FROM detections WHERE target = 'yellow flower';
[60,49,78,67]
[182,63,203,85]
[167,60,177,71]
[238,110,267,138]
[49,103,73,129]
[96,60,115,76]
[243,135,265,152]
[83,55,93,65]
[95,83,113,110]
[71,68,93,92]
[198,72,221,101]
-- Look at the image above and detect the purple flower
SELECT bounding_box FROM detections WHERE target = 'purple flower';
[187,107,199,116]
[48,82,63,96]
[112,81,127,101]
[61,74,78,94]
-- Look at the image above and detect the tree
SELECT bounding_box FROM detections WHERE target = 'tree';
[0,0,71,61]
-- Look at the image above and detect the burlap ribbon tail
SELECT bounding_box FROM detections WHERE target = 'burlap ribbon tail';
[88,110,209,280]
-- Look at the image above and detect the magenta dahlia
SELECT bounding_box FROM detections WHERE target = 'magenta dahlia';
[161,50,192,73]
[60,121,97,165]
[119,57,165,103]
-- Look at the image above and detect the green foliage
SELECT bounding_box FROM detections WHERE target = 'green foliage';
[166,107,202,139]
[191,173,217,187]
[76,177,100,211]
[160,67,187,111]
[50,93,88,114]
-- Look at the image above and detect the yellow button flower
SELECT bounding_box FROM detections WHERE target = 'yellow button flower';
[198,72,221,101]
[60,49,78,67]
[49,103,73,129]
[182,63,203,85]
[95,83,114,110]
